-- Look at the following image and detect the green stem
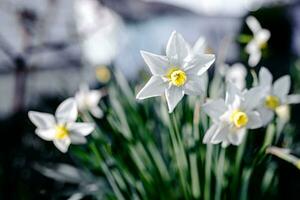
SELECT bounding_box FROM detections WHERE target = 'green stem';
[215,148,226,200]
[204,144,213,200]
[232,133,247,198]
[167,112,189,199]
[90,142,125,200]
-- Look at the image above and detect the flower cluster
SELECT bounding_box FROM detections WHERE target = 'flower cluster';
[28,85,103,152]
[136,29,300,146]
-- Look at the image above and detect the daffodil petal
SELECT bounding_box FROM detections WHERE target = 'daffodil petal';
[90,106,103,118]
[166,31,190,66]
[248,49,261,67]
[55,98,78,124]
[211,125,229,144]
[69,122,95,136]
[228,128,246,145]
[273,75,291,100]
[165,85,184,113]
[136,76,167,100]
[192,36,206,54]
[202,99,227,122]
[243,86,266,111]
[28,111,55,129]
[183,75,204,96]
[203,124,219,144]
[87,90,102,107]
[286,94,300,104]
[53,138,71,153]
[36,128,56,141]
[257,107,274,126]
[140,51,169,75]
[69,133,87,144]
[246,16,262,33]
[246,111,262,129]
[185,54,215,75]
[259,67,273,88]
[256,29,271,44]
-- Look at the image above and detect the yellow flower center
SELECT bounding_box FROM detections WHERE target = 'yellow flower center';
[55,125,69,139]
[229,110,248,128]
[166,68,187,87]
[96,65,111,83]
[260,41,268,49]
[265,95,280,110]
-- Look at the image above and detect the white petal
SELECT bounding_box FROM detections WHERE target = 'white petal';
[246,16,262,33]
[203,124,218,144]
[136,76,167,100]
[259,67,273,88]
[87,90,102,107]
[140,51,169,75]
[55,98,78,124]
[166,31,190,66]
[28,111,55,129]
[257,107,274,126]
[243,86,267,111]
[35,128,56,141]
[183,75,204,96]
[225,82,242,105]
[273,75,291,100]
[246,111,262,129]
[200,72,209,93]
[211,125,229,144]
[286,94,300,104]
[192,36,206,54]
[53,138,71,153]
[202,99,227,122]
[228,128,246,145]
[69,122,95,136]
[185,54,215,75]
[90,106,103,118]
[165,85,184,113]
[245,40,258,54]
[255,29,270,44]
[69,133,87,144]
[248,49,261,67]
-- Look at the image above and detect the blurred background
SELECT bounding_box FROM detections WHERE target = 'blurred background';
[1,0,300,199]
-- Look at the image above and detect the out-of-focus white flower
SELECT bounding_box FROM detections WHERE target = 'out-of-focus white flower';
[136,31,215,113]
[73,0,123,66]
[28,98,95,153]
[222,63,247,90]
[202,82,264,146]
[75,84,103,118]
[245,16,270,67]
[257,67,300,125]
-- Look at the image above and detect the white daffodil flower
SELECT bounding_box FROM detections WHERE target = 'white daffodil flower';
[136,31,215,113]
[75,84,103,118]
[257,67,300,125]
[202,83,264,146]
[245,16,271,67]
[28,98,95,153]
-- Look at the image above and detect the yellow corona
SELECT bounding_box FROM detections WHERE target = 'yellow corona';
[265,95,280,110]
[55,125,69,139]
[230,110,249,128]
[166,68,187,87]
